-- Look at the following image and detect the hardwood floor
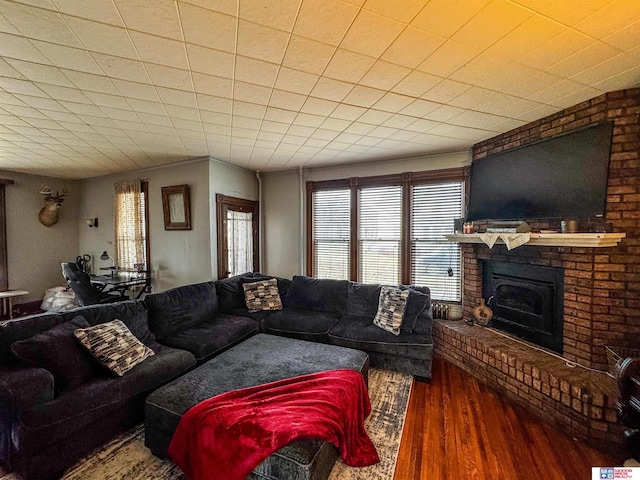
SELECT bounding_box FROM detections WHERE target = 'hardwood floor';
[394,356,625,480]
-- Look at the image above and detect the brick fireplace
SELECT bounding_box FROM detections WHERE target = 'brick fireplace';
[435,88,639,450]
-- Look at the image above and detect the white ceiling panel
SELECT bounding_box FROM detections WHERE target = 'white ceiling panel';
[0,0,637,179]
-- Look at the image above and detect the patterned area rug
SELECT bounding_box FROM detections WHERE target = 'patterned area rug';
[1,369,412,480]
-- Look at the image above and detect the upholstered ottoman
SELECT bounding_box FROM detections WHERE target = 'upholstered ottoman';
[145,333,369,480]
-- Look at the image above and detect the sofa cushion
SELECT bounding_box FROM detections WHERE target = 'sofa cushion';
[158,314,259,363]
[399,285,432,335]
[260,308,341,343]
[12,342,195,456]
[0,312,66,363]
[216,273,255,312]
[401,288,430,333]
[217,274,291,314]
[328,315,433,361]
[74,320,154,377]
[227,307,274,323]
[10,316,97,393]
[145,282,218,339]
[373,287,409,336]
[284,276,348,315]
[346,282,381,318]
[62,300,155,346]
[242,278,283,313]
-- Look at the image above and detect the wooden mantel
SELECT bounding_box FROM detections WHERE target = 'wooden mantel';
[445,232,626,248]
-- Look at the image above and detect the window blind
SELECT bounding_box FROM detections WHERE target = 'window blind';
[115,181,148,269]
[411,182,462,301]
[312,189,350,280]
[359,185,402,285]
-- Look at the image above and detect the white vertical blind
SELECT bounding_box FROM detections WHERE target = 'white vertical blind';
[359,185,402,285]
[313,189,350,280]
[227,210,253,277]
[411,182,463,301]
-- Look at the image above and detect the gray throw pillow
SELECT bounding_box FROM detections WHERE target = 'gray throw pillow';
[74,320,154,376]
[373,287,409,336]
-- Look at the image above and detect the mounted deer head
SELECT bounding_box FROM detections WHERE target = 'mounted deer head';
[38,185,67,227]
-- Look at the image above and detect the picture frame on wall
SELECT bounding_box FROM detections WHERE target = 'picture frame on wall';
[161,184,191,230]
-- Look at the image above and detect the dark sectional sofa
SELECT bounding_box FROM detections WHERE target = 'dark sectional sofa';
[0,273,434,480]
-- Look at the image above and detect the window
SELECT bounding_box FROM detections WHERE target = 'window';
[307,169,464,301]
[359,185,402,284]
[216,194,259,278]
[411,182,463,301]
[311,189,350,280]
[114,180,150,270]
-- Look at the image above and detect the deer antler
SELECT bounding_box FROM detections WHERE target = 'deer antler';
[39,185,52,196]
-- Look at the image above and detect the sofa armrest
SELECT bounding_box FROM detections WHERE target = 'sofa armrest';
[0,364,54,412]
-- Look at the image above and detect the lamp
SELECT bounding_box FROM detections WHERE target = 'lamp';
[86,218,98,228]
[100,251,115,266]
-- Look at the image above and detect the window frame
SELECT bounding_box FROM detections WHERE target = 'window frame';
[216,194,259,279]
[306,168,466,299]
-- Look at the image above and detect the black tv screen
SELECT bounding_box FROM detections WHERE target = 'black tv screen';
[466,121,613,222]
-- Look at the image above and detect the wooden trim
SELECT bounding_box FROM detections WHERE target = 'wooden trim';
[0,185,7,291]
[411,167,466,183]
[216,194,259,279]
[306,178,350,191]
[350,182,358,281]
[307,167,466,192]
[401,174,412,285]
[306,182,314,277]
[0,179,15,185]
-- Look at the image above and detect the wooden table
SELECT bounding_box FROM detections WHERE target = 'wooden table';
[0,290,29,319]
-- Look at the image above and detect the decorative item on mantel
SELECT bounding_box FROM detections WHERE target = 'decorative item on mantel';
[448,304,463,321]
[473,297,493,326]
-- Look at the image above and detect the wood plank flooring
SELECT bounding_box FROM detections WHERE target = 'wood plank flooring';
[394,356,624,480]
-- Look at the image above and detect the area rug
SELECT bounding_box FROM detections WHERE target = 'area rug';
[0,368,412,480]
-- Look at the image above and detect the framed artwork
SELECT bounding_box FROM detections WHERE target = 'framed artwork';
[162,184,191,230]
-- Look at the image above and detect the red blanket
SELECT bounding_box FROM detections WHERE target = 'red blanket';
[167,369,379,480]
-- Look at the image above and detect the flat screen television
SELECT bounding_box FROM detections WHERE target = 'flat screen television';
[466,121,614,222]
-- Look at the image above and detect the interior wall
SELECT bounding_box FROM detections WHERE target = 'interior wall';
[262,151,471,277]
[1,171,79,303]
[79,159,211,293]
[208,158,258,280]
[262,169,302,279]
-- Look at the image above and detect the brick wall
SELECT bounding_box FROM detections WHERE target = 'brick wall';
[463,88,640,371]
[434,88,639,449]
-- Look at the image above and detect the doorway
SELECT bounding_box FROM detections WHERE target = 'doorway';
[216,194,259,279]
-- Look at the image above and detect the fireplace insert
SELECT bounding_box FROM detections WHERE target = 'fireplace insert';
[482,261,563,353]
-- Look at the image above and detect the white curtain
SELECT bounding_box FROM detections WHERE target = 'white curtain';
[114,180,146,269]
[227,210,253,276]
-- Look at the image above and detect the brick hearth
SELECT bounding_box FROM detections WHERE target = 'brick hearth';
[434,319,624,450]
[435,88,639,449]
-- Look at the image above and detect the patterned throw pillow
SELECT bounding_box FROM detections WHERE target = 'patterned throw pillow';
[373,287,409,336]
[242,278,283,313]
[74,320,154,376]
